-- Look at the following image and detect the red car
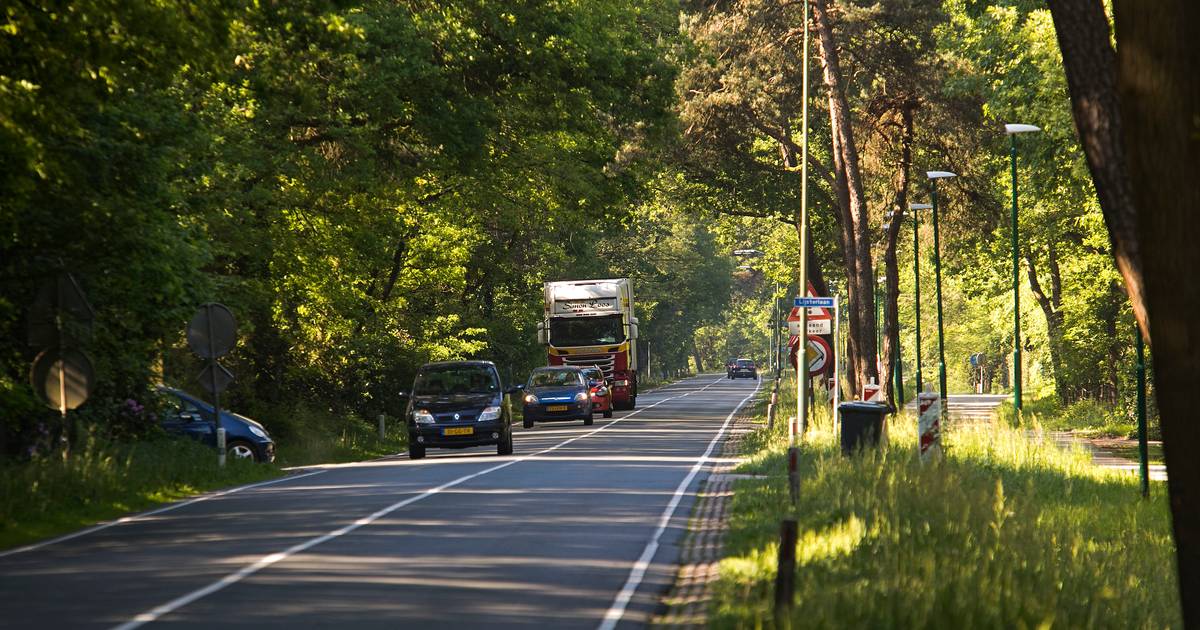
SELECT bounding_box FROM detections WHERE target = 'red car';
[582,366,614,419]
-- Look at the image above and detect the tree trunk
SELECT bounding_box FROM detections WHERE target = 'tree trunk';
[882,101,916,411]
[1050,0,1200,622]
[1115,2,1200,622]
[1025,247,1069,403]
[812,0,877,398]
[1045,0,1146,335]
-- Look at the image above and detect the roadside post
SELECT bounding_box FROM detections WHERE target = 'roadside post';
[787,446,800,505]
[774,519,798,618]
[917,392,942,462]
[378,413,387,441]
[1136,326,1149,498]
[216,428,226,468]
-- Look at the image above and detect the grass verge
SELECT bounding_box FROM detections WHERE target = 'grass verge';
[0,435,281,551]
[2,407,409,551]
[712,377,1180,628]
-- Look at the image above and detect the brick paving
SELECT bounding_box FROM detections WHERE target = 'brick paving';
[652,404,763,628]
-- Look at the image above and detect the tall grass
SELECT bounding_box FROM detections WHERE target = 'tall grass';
[267,402,409,466]
[0,434,278,550]
[996,396,1144,440]
[713,376,1180,628]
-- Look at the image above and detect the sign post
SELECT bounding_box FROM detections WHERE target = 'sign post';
[187,303,238,467]
[833,294,841,432]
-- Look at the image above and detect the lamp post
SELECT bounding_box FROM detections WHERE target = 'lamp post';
[1005,123,1040,414]
[909,203,931,396]
[926,171,956,416]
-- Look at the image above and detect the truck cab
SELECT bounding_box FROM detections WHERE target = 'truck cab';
[538,278,639,410]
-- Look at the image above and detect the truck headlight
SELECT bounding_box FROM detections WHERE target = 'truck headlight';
[478,406,501,422]
[413,410,435,425]
[574,392,588,402]
[614,379,630,387]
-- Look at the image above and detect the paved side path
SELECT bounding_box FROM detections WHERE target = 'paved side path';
[1046,431,1168,481]
[652,396,762,628]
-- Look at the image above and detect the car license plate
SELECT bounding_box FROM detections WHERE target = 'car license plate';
[444,426,474,436]
[547,405,569,412]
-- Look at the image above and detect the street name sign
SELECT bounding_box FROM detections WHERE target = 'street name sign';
[794,297,835,308]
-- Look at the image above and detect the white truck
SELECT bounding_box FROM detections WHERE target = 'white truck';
[538,278,639,409]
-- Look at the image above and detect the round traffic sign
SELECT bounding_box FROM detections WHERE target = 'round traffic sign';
[187,303,238,359]
[806,335,832,376]
[30,348,95,411]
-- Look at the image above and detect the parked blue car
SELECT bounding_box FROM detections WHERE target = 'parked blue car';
[158,387,276,463]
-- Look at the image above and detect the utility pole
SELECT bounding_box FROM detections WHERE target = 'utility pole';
[795,0,811,440]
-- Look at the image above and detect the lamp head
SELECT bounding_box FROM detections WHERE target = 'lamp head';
[926,171,957,180]
[909,203,932,210]
[1005,123,1041,134]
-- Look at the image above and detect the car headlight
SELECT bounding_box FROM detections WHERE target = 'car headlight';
[478,406,501,422]
[574,392,588,402]
[413,409,435,425]
[248,425,268,439]
[524,394,538,405]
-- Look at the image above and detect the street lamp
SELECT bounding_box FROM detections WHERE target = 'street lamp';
[926,171,956,416]
[733,248,765,257]
[909,202,931,396]
[1005,123,1040,414]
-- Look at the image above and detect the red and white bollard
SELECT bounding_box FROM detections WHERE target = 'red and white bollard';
[917,392,942,462]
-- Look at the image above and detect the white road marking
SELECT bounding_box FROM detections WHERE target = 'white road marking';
[0,470,329,560]
[597,377,760,630]
[112,377,717,629]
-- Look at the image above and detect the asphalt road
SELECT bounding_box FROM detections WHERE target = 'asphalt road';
[0,374,759,629]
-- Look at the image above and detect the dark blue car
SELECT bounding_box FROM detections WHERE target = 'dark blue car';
[521,366,594,428]
[405,361,514,459]
[158,387,276,463]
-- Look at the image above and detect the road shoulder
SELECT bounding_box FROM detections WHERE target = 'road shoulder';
[652,396,762,627]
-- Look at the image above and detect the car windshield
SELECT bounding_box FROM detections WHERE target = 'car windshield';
[413,365,499,396]
[549,315,625,347]
[582,368,603,382]
[529,370,584,388]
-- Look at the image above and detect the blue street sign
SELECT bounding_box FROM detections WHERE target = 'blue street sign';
[794,297,835,308]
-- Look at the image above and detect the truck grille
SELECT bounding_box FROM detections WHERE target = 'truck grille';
[562,354,616,379]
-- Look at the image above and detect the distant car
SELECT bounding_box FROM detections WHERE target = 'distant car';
[158,387,275,463]
[522,366,594,428]
[729,359,758,380]
[405,361,513,460]
[581,365,614,419]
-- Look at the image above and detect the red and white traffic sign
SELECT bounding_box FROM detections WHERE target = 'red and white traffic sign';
[789,334,831,377]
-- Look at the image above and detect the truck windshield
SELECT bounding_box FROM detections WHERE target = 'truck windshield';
[413,365,499,396]
[549,315,625,347]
